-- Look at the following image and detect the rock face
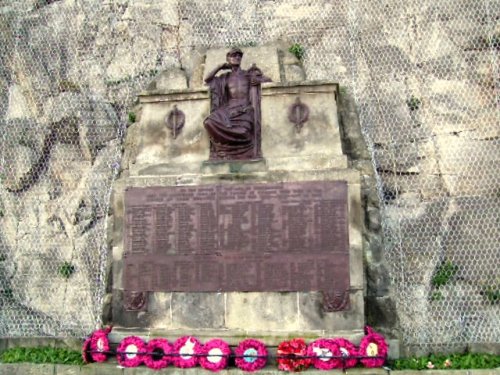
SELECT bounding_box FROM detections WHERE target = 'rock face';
[0,0,498,351]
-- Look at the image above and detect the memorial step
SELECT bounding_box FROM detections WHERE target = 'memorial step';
[108,328,365,347]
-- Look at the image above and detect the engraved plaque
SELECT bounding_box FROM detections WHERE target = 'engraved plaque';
[123,181,350,309]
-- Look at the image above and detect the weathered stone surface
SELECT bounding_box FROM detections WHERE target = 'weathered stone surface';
[299,290,365,332]
[112,289,154,328]
[284,64,306,82]
[54,365,81,375]
[171,293,224,329]
[225,292,299,331]
[145,69,188,93]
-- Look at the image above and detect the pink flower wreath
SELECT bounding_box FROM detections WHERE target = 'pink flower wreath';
[234,339,268,372]
[116,336,146,368]
[306,339,342,370]
[277,338,312,372]
[89,326,112,363]
[143,338,173,370]
[173,336,202,368]
[81,337,93,364]
[199,339,231,372]
[330,338,358,368]
[358,326,388,368]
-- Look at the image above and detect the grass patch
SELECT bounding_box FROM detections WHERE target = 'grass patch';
[431,261,458,288]
[0,347,84,366]
[390,353,500,370]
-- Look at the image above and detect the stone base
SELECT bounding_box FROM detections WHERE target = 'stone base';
[201,158,268,174]
[108,327,365,347]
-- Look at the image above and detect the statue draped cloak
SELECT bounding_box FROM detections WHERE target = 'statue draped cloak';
[204,70,267,160]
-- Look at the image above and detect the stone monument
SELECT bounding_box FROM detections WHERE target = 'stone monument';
[111,43,364,345]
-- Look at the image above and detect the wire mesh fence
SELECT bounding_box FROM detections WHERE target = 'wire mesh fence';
[0,0,498,350]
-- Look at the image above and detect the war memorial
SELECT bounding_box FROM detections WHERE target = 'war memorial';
[0,1,498,373]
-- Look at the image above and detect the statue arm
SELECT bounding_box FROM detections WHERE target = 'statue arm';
[204,63,231,83]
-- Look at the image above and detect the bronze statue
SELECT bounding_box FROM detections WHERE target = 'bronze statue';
[204,48,271,161]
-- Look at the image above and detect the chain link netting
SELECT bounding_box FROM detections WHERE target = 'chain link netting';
[0,0,498,350]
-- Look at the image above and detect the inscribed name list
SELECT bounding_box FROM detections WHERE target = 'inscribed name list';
[123,181,350,294]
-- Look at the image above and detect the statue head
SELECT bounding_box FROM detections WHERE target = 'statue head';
[226,47,243,66]
[226,47,243,58]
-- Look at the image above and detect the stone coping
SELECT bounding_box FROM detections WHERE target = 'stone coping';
[0,363,498,375]
[138,80,339,103]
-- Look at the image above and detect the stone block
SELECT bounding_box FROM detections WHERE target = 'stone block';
[468,342,500,355]
[204,46,281,83]
[55,365,81,375]
[349,245,364,290]
[171,292,224,329]
[3,364,54,375]
[348,183,363,249]
[111,289,172,329]
[261,83,342,161]
[0,364,18,375]
[298,290,364,333]
[81,363,123,375]
[284,64,306,82]
[130,94,211,175]
[344,370,386,375]
[225,292,299,331]
[112,246,124,290]
[145,69,187,93]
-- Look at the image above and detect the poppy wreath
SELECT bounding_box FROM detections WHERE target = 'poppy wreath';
[329,338,358,368]
[234,339,268,372]
[306,338,342,370]
[277,338,312,372]
[173,336,202,368]
[143,338,173,370]
[89,326,112,363]
[358,326,388,368]
[116,336,146,368]
[81,337,93,364]
[199,339,231,372]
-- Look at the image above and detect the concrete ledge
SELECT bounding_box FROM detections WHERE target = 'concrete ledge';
[0,363,498,375]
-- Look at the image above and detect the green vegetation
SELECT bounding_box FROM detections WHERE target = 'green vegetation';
[430,291,443,301]
[0,347,84,366]
[431,261,458,288]
[58,261,76,279]
[289,43,305,60]
[128,111,136,124]
[390,353,500,370]
[0,288,13,299]
[483,34,500,49]
[57,80,81,93]
[406,95,421,111]
[481,284,499,304]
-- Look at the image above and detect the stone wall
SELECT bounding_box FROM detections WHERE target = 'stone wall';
[0,0,498,351]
